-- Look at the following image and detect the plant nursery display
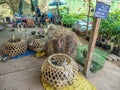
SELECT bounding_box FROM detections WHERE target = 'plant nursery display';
[97,11,120,54]
[61,13,86,27]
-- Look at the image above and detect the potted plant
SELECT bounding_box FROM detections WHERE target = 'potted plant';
[99,11,120,50]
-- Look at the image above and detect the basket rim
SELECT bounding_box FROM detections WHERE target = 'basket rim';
[5,39,25,45]
[29,36,48,41]
[48,53,73,68]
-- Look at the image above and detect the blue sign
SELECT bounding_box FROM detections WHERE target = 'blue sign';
[94,2,110,19]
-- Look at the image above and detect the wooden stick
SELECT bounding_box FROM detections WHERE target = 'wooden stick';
[84,18,101,76]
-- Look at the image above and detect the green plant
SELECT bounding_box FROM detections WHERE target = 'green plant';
[81,49,87,58]
[99,11,120,46]
[61,13,86,26]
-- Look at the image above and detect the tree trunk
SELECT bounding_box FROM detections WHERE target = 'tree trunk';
[85,0,91,37]
[39,0,48,13]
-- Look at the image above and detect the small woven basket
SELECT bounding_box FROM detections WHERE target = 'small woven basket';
[2,39,27,57]
[28,35,48,52]
[41,53,78,88]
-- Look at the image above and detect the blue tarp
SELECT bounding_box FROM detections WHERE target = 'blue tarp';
[13,50,35,59]
[48,12,53,18]
[3,50,35,60]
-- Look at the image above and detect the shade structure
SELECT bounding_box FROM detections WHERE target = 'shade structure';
[49,0,67,22]
[49,0,67,6]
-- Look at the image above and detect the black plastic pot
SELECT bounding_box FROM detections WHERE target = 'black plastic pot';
[102,44,111,50]
[86,36,90,41]
[96,41,102,47]
[102,38,105,42]
[31,31,36,35]
[117,52,120,57]
[112,46,120,56]
[63,24,72,28]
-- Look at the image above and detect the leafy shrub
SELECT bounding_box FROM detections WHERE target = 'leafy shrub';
[61,13,86,26]
[100,11,120,45]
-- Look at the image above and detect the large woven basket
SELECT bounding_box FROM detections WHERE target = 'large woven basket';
[2,39,27,57]
[28,35,48,52]
[47,25,80,59]
[41,53,78,88]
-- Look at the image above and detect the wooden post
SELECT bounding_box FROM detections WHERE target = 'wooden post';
[84,17,101,75]
[83,0,111,76]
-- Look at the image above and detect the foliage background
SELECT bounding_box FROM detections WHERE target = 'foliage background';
[0,0,120,18]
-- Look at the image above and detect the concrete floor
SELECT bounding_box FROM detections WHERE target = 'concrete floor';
[0,57,43,90]
[0,26,120,90]
[88,61,120,90]
[0,57,120,90]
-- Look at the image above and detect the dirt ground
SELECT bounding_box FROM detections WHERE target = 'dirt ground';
[0,26,120,90]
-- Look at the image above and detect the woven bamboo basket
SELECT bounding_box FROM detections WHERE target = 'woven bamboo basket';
[2,39,27,57]
[41,53,78,88]
[28,35,48,52]
[47,27,80,59]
